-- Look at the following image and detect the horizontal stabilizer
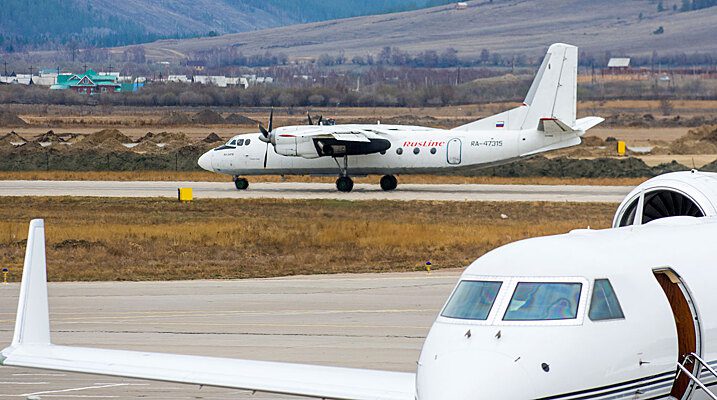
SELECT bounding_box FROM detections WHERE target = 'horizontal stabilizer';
[573,116,605,133]
[538,118,575,134]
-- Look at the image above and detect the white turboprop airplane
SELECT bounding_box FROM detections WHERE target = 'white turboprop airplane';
[4,171,717,399]
[197,43,603,192]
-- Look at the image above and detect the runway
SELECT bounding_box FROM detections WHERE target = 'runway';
[0,271,460,399]
[0,180,633,202]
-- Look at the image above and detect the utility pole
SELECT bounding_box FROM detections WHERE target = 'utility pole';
[83,64,88,73]
[28,65,34,76]
[3,60,7,76]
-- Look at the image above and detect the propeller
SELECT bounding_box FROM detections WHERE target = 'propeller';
[307,111,323,126]
[258,108,274,168]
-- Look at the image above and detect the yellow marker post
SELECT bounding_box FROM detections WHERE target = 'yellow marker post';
[2,268,8,285]
[178,188,193,202]
[617,141,626,157]
[426,261,432,274]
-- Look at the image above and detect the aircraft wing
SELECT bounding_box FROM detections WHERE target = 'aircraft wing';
[0,220,416,400]
[2,345,415,400]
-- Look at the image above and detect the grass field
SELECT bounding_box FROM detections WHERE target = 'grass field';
[0,197,615,282]
[0,171,647,186]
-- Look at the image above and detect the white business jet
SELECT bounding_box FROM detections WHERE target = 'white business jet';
[4,171,717,399]
[197,43,603,192]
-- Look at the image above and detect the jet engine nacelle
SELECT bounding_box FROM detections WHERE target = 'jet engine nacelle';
[613,170,717,227]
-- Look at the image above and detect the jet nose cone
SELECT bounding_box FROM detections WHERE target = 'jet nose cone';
[417,350,533,400]
[197,151,213,172]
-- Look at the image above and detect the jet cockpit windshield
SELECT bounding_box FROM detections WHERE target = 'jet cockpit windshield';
[440,278,598,324]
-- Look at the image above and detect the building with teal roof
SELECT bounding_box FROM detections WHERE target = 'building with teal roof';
[51,69,135,94]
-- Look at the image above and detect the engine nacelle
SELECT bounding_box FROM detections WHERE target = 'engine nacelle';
[274,135,321,159]
[613,170,717,228]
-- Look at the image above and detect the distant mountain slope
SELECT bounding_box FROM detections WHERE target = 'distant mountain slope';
[0,0,452,50]
[123,0,717,62]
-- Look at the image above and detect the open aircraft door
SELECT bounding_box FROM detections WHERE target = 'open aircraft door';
[653,268,703,400]
[447,138,462,165]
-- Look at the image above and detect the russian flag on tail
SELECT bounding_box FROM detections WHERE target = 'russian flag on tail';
[496,121,505,128]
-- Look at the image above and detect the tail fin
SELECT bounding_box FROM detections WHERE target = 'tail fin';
[452,43,578,132]
[11,219,51,346]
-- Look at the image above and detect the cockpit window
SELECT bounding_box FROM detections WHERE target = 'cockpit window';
[229,139,237,146]
[237,139,244,146]
[589,279,624,321]
[245,138,251,145]
[441,280,502,320]
[503,282,582,321]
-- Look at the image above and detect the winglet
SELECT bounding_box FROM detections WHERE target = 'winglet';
[11,219,51,346]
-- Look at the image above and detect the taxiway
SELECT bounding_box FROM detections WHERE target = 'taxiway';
[0,180,632,202]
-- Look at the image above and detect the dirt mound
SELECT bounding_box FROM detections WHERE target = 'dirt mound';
[79,129,133,147]
[33,130,64,143]
[158,112,192,125]
[603,113,717,128]
[0,111,28,127]
[192,109,225,124]
[581,136,605,147]
[457,156,688,178]
[131,140,163,153]
[225,113,258,125]
[137,131,188,143]
[668,125,717,155]
[0,131,27,145]
[202,132,224,143]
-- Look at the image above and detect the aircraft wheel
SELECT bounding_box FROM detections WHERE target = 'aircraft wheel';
[336,176,354,193]
[234,177,249,190]
[380,175,398,191]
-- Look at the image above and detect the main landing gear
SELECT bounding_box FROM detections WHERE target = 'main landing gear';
[334,155,354,193]
[380,175,398,191]
[233,176,249,190]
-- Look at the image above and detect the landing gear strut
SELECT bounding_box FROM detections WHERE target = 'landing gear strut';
[380,175,398,191]
[334,155,354,193]
[233,176,249,190]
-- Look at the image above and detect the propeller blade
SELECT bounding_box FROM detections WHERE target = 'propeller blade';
[259,123,269,137]
[268,108,274,132]
[317,115,323,125]
[263,142,269,168]
[307,112,313,126]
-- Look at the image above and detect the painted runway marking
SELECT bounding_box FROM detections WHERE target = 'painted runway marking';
[22,383,148,396]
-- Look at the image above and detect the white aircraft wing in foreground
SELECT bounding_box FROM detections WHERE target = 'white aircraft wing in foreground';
[0,220,415,400]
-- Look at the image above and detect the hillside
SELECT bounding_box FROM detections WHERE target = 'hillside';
[0,0,452,51]
[122,0,717,62]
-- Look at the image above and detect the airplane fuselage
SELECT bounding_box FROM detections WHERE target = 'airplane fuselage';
[200,124,579,177]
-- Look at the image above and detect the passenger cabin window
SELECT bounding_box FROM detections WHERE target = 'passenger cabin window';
[589,279,624,321]
[442,280,502,320]
[503,282,582,321]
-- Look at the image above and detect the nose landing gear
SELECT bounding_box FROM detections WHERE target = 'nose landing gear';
[380,175,398,191]
[233,176,249,190]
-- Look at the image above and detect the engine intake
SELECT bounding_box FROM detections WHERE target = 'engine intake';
[613,171,717,228]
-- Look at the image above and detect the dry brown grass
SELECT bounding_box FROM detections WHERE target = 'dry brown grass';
[0,171,645,186]
[0,197,615,282]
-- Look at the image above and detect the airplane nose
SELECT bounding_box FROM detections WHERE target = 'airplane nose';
[416,350,533,400]
[197,151,213,172]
